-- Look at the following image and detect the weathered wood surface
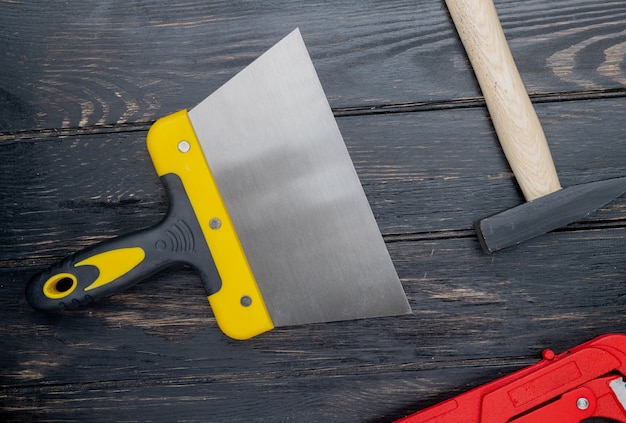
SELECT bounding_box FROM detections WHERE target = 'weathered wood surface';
[3,0,626,132]
[2,0,626,421]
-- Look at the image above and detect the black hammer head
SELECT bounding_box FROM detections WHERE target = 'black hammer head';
[476,176,626,253]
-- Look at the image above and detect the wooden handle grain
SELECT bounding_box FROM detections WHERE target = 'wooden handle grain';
[445,0,561,200]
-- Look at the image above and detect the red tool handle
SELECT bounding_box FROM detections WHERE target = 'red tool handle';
[394,334,626,423]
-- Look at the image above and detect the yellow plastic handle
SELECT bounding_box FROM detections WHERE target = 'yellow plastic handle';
[26,110,274,341]
[147,110,274,340]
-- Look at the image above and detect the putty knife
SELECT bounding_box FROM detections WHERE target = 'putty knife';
[25,29,411,340]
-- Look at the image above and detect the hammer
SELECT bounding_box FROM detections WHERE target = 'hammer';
[444,0,626,253]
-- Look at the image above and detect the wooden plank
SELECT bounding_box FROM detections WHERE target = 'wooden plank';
[3,231,626,383]
[3,97,626,263]
[2,0,626,131]
[3,228,626,420]
[0,365,529,422]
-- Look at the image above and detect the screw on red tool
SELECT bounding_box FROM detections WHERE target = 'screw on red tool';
[394,334,626,423]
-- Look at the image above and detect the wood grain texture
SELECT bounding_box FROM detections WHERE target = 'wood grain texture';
[1,0,626,131]
[445,0,562,201]
[3,99,626,263]
[2,0,626,422]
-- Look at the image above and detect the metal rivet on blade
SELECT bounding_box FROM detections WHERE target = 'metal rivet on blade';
[209,218,222,230]
[240,296,252,307]
[178,140,191,153]
[576,397,589,410]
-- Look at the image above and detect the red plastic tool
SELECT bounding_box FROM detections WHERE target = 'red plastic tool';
[395,334,626,422]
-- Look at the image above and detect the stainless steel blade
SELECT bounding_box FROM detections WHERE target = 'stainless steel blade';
[188,29,410,327]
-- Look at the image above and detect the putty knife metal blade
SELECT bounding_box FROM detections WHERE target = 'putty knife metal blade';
[188,28,411,329]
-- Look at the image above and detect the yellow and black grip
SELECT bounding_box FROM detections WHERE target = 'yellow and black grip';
[26,110,274,340]
[26,173,221,313]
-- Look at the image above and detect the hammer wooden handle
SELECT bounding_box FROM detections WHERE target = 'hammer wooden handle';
[445,0,561,201]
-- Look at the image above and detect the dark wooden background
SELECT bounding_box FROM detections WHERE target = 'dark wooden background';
[2,1,626,421]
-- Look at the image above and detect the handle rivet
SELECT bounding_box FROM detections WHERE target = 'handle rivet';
[209,218,222,230]
[240,296,252,307]
[576,397,589,410]
[178,140,191,153]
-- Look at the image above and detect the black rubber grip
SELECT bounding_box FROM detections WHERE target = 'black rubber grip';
[26,173,221,312]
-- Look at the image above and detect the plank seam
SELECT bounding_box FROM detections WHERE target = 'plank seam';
[2,88,626,142]
[0,356,535,393]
